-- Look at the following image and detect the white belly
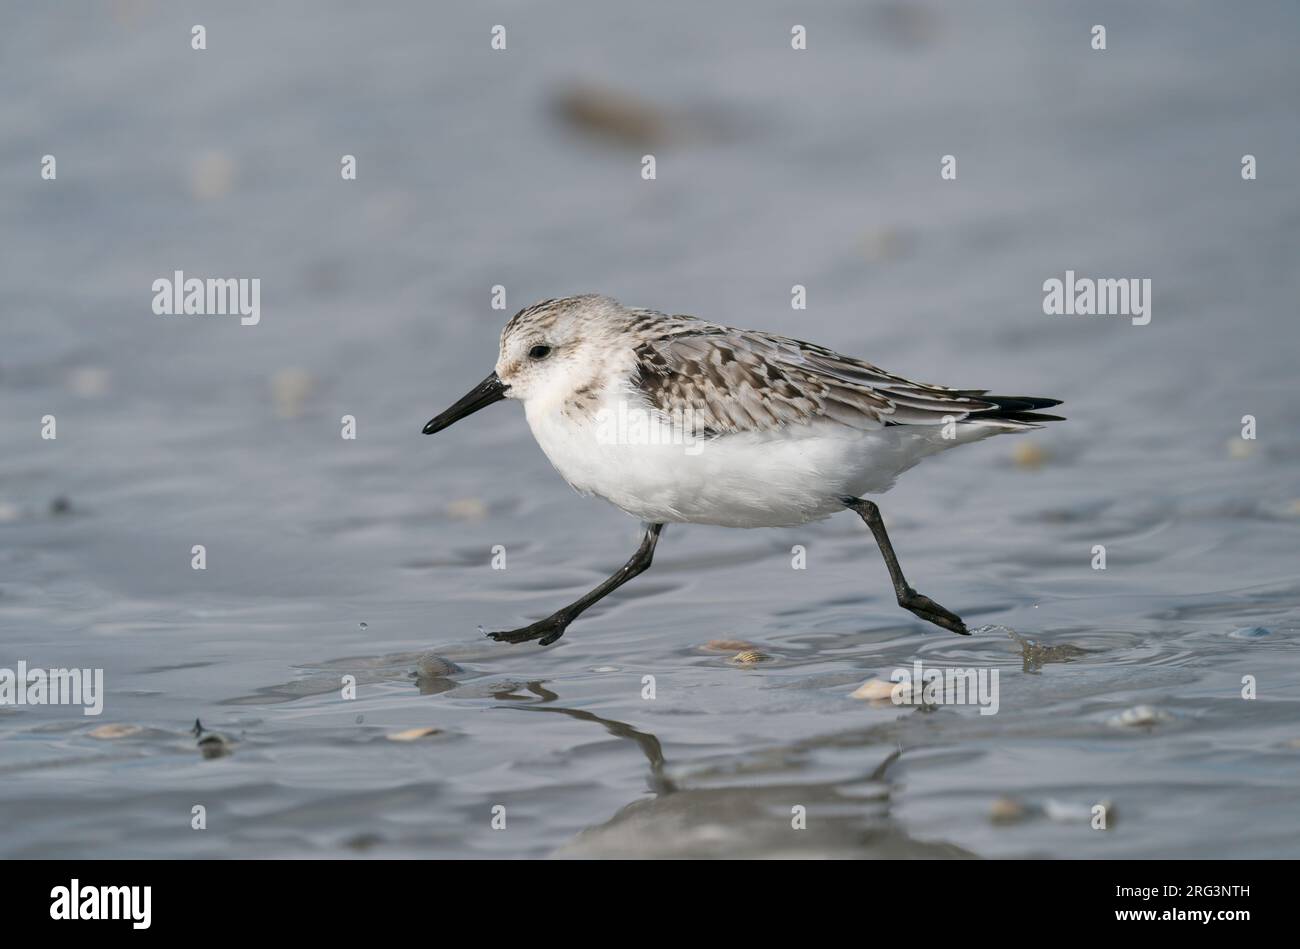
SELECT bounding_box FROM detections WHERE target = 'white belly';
[524,398,964,528]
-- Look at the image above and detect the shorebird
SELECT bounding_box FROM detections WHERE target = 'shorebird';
[424,295,1062,645]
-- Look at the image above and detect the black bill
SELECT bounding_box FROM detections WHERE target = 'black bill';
[422,372,509,434]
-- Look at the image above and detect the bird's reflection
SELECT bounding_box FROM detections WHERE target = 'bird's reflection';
[493,681,675,796]
[486,678,975,857]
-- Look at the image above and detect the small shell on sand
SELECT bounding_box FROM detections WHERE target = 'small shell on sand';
[445,498,489,521]
[386,727,443,742]
[989,796,1031,824]
[1108,705,1170,728]
[850,678,899,701]
[552,83,669,147]
[729,650,770,665]
[1012,441,1049,469]
[89,723,142,740]
[271,368,314,419]
[701,639,757,653]
[1228,438,1255,459]
[414,653,462,678]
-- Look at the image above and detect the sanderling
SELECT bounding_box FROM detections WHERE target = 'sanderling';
[424,294,1063,645]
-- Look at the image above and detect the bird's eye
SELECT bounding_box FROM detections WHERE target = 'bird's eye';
[528,344,552,360]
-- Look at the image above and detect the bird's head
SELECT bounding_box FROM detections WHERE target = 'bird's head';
[422,294,627,435]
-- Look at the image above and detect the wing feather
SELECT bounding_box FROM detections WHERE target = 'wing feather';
[630,319,1031,435]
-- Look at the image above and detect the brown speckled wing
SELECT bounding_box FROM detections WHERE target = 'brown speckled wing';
[631,319,999,434]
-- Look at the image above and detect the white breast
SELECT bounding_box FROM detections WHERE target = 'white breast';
[523,388,971,528]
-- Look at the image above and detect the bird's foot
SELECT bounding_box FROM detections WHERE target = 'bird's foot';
[899,589,969,636]
[487,616,570,646]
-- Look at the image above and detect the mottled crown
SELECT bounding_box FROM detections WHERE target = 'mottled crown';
[502,294,627,342]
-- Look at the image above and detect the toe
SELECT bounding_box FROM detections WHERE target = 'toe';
[905,603,968,636]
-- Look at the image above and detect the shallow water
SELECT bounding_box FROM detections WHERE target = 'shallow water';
[2,1,1299,858]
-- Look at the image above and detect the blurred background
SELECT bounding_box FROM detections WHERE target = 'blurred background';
[1,0,1298,857]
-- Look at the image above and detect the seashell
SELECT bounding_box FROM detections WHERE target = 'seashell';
[1012,441,1048,469]
[701,639,756,653]
[270,368,314,420]
[989,796,1031,824]
[552,83,669,147]
[414,653,462,678]
[850,678,899,701]
[1108,705,1170,728]
[88,723,142,740]
[445,498,488,521]
[729,650,770,665]
[386,727,443,742]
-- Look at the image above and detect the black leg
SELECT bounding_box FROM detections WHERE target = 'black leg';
[842,497,969,636]
[489,523,665,646]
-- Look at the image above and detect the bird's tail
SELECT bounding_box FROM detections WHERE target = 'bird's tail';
[966,394,1065,428]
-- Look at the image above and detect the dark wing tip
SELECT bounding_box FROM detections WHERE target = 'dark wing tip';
[981,395,1063,410]
[971,394,1065,423]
